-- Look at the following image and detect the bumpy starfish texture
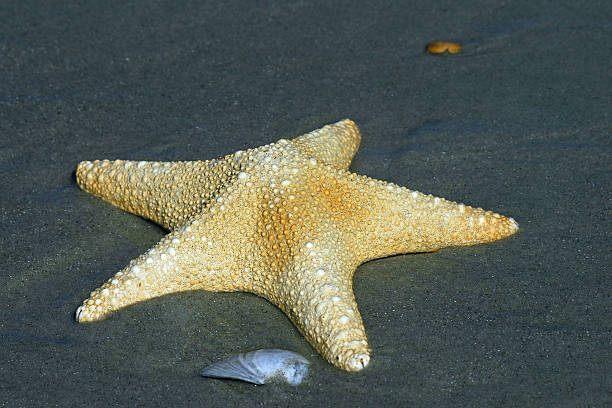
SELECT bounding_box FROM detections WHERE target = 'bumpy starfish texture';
[75,119,518,372]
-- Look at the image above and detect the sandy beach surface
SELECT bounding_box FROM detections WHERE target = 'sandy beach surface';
[1,1,610,406]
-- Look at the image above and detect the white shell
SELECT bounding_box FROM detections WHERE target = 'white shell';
[200,349,309,386]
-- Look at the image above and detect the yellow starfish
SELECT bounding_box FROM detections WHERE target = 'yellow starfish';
[75,119,518,372]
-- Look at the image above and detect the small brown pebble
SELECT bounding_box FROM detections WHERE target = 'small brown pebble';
[427,41,462,54]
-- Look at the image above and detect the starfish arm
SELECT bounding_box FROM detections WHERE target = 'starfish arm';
[340,173,519,261]
[267,241,371,372]
[289,119,361,170]
[76,194,262,322]
[76,157,243,230]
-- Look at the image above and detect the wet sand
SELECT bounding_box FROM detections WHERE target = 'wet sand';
[1,1,610,406]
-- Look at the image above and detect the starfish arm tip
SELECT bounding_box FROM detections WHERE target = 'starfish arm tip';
[509,217,519,231]
[290,119,361,170]
[344,351,371,372]
[75,305,93,323]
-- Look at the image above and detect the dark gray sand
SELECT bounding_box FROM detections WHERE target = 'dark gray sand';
[1,1,610,406]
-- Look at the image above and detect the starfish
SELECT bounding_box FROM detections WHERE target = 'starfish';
[74,119,518,372]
